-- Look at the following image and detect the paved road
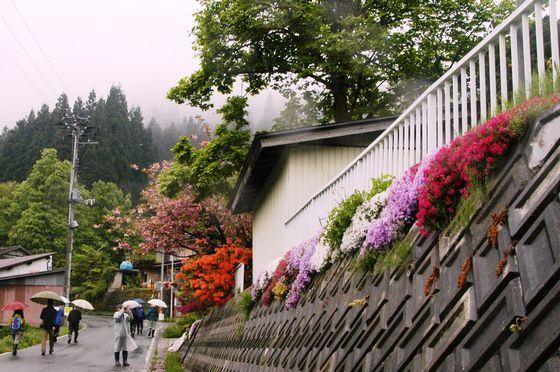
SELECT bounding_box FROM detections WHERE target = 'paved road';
[0,315,159,372]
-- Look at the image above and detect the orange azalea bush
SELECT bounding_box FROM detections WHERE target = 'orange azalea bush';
[176,240,252,307]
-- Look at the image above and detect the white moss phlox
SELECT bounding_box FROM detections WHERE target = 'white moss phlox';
[338,191,388,257]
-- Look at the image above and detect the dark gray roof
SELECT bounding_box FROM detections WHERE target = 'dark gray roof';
[0,245,30,257]
[0,252,54,270]
[229,115,397,214]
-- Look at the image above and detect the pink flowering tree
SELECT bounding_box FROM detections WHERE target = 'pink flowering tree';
[106,162,252,256]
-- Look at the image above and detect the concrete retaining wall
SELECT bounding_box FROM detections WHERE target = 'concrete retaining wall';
[180,106,560,371]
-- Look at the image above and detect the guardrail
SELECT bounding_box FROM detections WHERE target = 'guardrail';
[284,0,559,248]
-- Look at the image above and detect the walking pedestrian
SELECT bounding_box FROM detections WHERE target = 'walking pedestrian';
[40,299,57,356]
[136,306,145,335]
[146,305,158,337]
[9,309,25,356]
[53,306,64,342]
[113,304,137,367]
[67,307,82,343]
[130,307,138,338]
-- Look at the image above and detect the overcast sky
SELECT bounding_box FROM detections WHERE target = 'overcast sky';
[0,0,282,129]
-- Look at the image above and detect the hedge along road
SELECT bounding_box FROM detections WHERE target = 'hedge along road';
[0,315,155,371]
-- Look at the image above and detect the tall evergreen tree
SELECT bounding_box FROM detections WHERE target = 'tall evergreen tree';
[0,87,157,202]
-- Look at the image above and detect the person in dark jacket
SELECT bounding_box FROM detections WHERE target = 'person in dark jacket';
[146,306,158,337]
[136,306,145,335]
[67,307,82,343]
[40,299,57,356]
[130,307,138,338]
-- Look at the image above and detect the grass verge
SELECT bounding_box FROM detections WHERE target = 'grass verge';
[164,351,183,372]
[0,325,68,353]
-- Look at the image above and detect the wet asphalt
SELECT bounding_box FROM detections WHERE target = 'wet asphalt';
[0,315,155,372]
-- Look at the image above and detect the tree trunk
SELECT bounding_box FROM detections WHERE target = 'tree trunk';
[332,81,351,123]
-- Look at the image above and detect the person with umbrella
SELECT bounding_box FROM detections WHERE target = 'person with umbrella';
[53,305,64,342]
[136,305,145,335]
[1,301,28,356]
[130,306,138,338]
[40,299,57,355]
[67,306,82,343]
[9,309,25,356]
[113,304,137,366]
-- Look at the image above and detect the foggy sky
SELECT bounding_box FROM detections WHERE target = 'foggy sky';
[0,0,282,129]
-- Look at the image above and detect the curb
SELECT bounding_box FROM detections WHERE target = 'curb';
[143,322,164,370]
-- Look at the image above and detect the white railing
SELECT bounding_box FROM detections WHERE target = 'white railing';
[284,0,559,248]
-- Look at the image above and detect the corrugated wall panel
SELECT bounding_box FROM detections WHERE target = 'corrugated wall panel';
[252,145,362,281]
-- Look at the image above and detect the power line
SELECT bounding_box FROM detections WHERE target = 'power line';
[0,11,58,96]
[0,39,50,101]
[10,0,68,91]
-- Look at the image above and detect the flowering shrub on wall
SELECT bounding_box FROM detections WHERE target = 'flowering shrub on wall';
[285,230,322,308]
[310,233,330,272]
[251,257,280,301]
[339,190,388,256]
[325,191,366,253]
[261,259,290,306]
[362,154,433,253]
[416,95,559,235]
[250,95,559,311]
[328,175,393,262]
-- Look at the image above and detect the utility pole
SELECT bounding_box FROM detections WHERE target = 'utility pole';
[59,115,97,299]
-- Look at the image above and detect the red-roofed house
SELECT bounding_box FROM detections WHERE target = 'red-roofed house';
[0,250,64,326]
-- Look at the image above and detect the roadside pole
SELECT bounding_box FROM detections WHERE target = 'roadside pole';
[60,115,97,299]
[160,251,165,300]
[63,126,79,299]
[170,254,174,319]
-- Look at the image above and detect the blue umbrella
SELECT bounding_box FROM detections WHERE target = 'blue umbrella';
[133,298,146,305]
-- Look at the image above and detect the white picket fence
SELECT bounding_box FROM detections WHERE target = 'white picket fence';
[284,0,559,248]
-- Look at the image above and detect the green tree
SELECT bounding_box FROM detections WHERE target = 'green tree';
[169,0,513,123]
[160,96,251,199]
[7,202,67,258]
[5,149,70,260]
[0,182,18,244]
[71,245,115,302]
[73,180,130,264]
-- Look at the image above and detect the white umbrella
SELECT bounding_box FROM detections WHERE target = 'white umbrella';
[122,300,140,309]
[72,299,94,310]
[60,296,70,304]
[148,299,167,308]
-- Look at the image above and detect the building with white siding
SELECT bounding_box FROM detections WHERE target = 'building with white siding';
[229,116,396,281]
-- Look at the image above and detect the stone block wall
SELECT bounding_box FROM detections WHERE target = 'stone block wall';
[179,107,560,371]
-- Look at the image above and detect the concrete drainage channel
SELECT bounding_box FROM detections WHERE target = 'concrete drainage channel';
[143,323,164,371]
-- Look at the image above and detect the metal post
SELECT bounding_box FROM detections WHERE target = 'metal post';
[64,126,79,299]
[170,254,174,319]
[160,251,165,301]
